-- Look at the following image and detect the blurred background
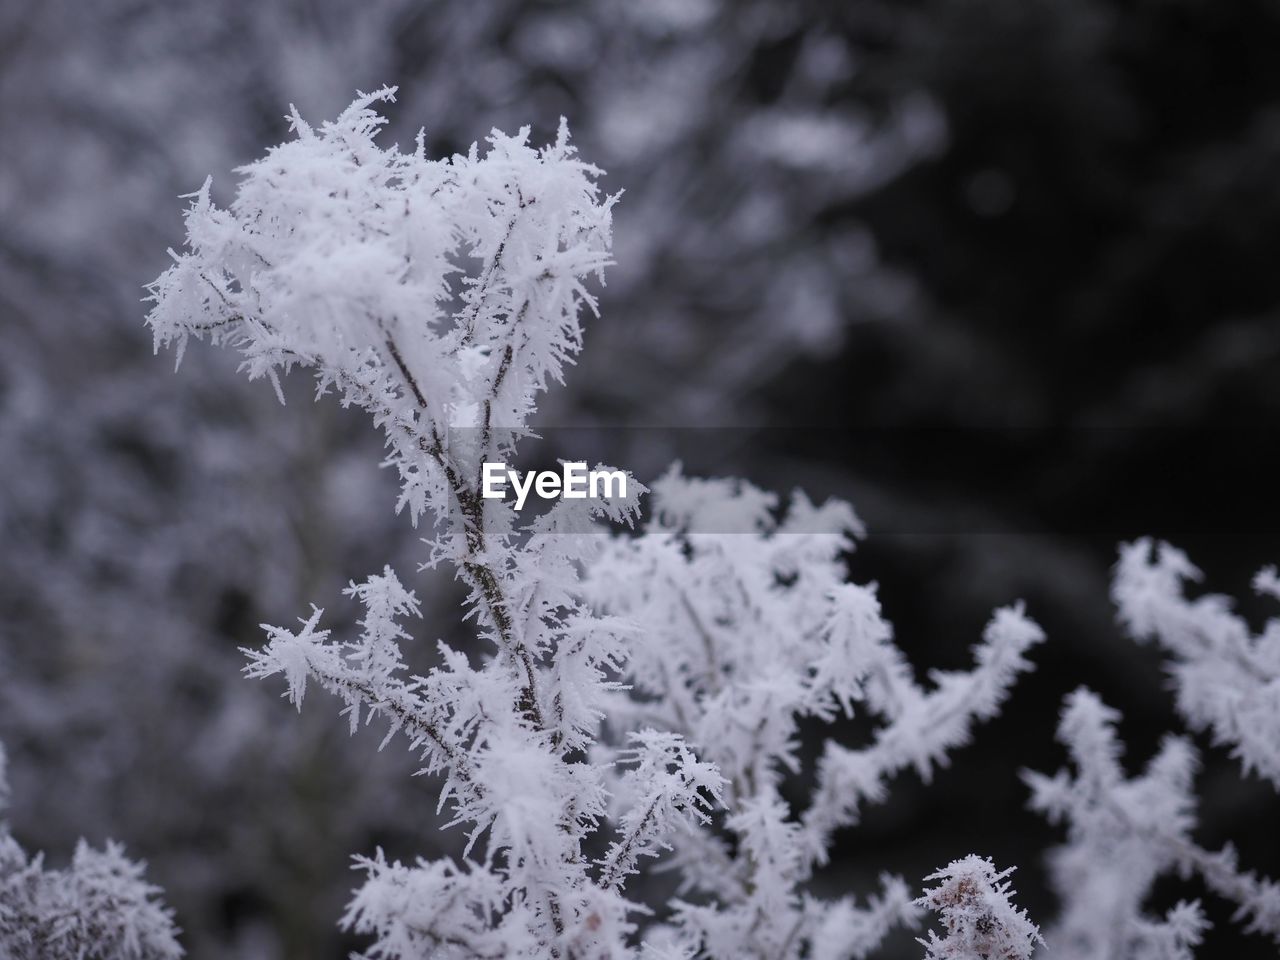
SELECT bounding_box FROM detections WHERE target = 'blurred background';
[1,1,1279,956]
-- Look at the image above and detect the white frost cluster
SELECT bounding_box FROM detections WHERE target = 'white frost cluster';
[915,855,1041,960]
[0,744,182,960]
[146,91,1046,959]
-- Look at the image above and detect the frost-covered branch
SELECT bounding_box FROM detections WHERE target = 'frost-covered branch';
[802,600,1043,864]
[596,731,723,891]
[1113,538,1280,786]
[582,468,1043,958]
[148,86,618,735]
[1025,687,1280,959]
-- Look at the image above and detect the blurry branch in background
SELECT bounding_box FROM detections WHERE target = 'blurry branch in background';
[0,744,182,960]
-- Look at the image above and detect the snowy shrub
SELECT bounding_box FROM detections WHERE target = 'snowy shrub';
[0,743,182,960]
[3,7,939,951]
[146,89,1042,958]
